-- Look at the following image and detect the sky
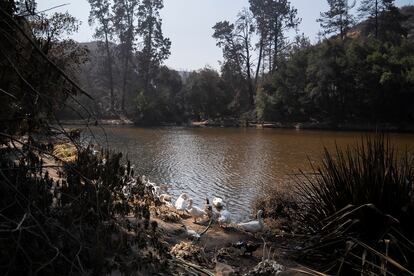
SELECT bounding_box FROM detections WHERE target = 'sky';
[37,0,413,71]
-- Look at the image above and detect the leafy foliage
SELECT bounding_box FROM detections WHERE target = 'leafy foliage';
[0,1,88,139]
[256,34,414,124]
[318,0,356,40]
[183,68,232,120]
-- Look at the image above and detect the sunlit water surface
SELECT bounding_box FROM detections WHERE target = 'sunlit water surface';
[86,127,414,221]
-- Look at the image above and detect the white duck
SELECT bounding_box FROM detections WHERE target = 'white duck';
[187,199,207,223]
[142,175,161,196]
[175,193,189,214]
[142,175,156,186]
[218,202,232,227]
[181,225,200,239]
[212,197,224,210]
[152,185,161,197]
[237,210,264,233]
[159,194,173,208]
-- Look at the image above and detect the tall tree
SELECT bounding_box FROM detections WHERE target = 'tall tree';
[212,21,244,78]
[235,8,255,106]
[249,0,300,74]
[113,0,139,111]
[359,0,407,43]
[318,0,355,40]
[88,0,115,111]
[136,0,171,96]
[358,0,381,38]
[213,9,256,107]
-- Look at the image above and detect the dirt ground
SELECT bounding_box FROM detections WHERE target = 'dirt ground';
[154,207,311,275]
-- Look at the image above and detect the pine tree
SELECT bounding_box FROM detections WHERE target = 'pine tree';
[359,0,381,38]
[359,0,406,42]
[249,0,300,74]
[318,0,355,40]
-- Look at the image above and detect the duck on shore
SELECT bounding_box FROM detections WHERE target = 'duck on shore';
[187,198,207,223]
[159,194,173,208]
[237,210,264,233]
[232,241,261,256]
[181,225,200,239]
[218,201,231,227]
[175,193,189,215]
[142,175,161,196]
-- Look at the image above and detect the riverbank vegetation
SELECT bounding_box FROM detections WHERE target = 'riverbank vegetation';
[255,135,414,275]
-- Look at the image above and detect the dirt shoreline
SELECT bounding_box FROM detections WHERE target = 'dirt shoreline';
[154,207,311,275]
[59,119,414,133]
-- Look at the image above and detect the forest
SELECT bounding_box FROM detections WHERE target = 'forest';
[55,0,414,128]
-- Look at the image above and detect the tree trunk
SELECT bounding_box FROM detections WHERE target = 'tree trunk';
[121,55,129,112]
[375,0,378,39]
[104,32,115,111]
[272,19,279,73]
[268,41,272,73]
[244,35,254,107]
[254,37,263,86]
[144,6,154,96]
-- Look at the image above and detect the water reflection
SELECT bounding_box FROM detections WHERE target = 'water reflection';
[88,127,414,221]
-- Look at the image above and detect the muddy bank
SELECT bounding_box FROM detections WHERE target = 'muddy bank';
[60,117,414,133]
[59,117,134,126]
[151,206,315,276]
[190,120,414,133]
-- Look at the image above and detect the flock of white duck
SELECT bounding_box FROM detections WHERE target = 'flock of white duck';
[141,175,265,235]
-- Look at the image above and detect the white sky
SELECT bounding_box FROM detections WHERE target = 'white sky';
[37,0,414,71]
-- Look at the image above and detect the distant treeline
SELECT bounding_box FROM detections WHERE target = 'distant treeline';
[61,0,414,126]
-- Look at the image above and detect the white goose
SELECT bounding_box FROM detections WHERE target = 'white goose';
[175,193,189,214]
[218,201,232,227]
[237,210,264,233]
[187,199,207,223]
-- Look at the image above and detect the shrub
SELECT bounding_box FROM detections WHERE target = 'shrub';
[295,135,414,275]
[0,144,169,275]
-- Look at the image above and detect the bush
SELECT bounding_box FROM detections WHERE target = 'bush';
[295,135,414,275]
[0,144,169,275]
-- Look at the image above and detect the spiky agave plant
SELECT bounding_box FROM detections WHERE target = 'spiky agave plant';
[295,135,414,275]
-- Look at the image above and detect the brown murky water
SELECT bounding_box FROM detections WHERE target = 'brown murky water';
[89,127,414,220]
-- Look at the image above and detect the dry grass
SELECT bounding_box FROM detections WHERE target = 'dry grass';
[52,143,77,163]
